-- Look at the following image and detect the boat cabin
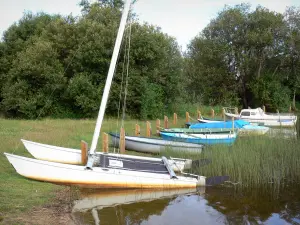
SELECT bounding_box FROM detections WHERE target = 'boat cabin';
[239,108,264,117]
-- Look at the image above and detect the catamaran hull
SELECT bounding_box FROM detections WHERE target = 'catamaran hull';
[160,132,237,145]
[4,153,205,189]
[109,134,203,154]
[21,139,193,171]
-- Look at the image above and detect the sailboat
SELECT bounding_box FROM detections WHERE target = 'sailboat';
[4,0,228,188]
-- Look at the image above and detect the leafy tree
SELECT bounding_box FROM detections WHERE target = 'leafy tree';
[1,39,65,118]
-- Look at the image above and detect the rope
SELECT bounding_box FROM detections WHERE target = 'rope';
[112,10,133,155]
[113,18,131,153]
[121,19,132,128]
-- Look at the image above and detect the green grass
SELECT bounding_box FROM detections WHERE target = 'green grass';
[0,116,299,221]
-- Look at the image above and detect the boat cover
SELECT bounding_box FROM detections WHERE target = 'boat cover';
[189,120,249,129]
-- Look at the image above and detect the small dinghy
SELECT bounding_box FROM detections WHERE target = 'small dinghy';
[160,128,237,145]
[109,133,203,154]
[189,120,269,136]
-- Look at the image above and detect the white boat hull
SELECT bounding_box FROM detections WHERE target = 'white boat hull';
[21,139,193,172]
[224,108,297,127]
[4,153,205,189]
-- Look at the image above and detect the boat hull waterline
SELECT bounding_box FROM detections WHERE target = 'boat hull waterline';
[4,153,205,189]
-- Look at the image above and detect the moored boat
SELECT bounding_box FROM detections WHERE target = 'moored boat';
[4,152,206,189]
[160,128,237,145]
[109,133,203,154]
[224,107,297,127]
[189,120,270,136]
[21,139,194,172]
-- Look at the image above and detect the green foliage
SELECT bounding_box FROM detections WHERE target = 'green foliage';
[185,4,300,110]
[0,3,300,118]
[140,82,164,119]
[249,75,291,111]
[1,39,65,118]
[65,73,100,117]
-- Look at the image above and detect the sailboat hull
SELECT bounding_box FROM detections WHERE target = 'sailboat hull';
[4,153,205,189]
[21,139,193,172]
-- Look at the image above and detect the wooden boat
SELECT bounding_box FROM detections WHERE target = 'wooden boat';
[189,120,270,135]
[109,133,203,154]
[21,139,194,171]
[4,0,228,189]
[160,128,237,145]
[224,107,297,127]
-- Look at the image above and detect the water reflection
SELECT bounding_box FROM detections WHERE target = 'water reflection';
[72,185,300,225]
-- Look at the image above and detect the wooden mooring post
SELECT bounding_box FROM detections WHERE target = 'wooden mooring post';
[135,124,140,136]
[81,140,88,165]
[186,112,189,123]
[173,113,177,125]
[156,119,160,135]
[211,108,215,118]
[263,105,266,112]
[164,116,168,129]
[146,121,151,137]
[197,110,201,120]
[235,107,239,115]
[232,117,235,132]
[222,108,226,121]
[119,127,125,154]
[102,133,108,153]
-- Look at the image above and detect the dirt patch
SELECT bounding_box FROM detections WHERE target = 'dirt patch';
[2,187,80,225]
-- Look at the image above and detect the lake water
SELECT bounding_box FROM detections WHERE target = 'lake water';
[72,185,300,225]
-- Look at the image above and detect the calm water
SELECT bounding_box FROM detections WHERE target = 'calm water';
[72,185,300,225]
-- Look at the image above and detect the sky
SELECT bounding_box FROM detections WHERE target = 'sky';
[1,0,300,50]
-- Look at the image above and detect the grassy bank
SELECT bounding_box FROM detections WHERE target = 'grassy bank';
[0,117,299,222]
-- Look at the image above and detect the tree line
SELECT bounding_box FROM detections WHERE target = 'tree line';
[0,0,299,119]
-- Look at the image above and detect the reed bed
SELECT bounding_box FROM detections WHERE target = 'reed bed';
[161,133,300,188]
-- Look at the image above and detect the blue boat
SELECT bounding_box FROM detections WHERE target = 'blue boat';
[188,120,269,135]
[160,129,237,145]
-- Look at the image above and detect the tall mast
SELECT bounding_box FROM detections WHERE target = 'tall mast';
[89,0,131,155]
